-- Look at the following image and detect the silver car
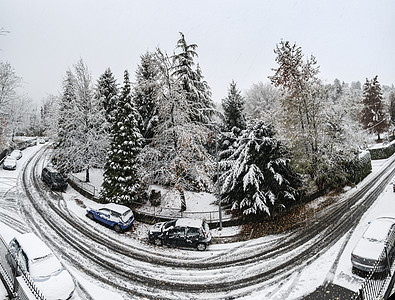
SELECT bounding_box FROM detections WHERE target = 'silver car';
[3,156,17,170]
[8,233,75,299]
[351,217,395,274]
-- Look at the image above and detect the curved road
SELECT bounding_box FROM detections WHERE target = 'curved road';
[6,145,395,299]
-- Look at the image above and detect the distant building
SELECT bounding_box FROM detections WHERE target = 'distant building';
[0,109,8,149]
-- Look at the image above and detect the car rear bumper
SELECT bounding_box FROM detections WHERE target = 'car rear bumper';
[352,260,387,273]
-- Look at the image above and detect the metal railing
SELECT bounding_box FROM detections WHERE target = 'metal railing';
[353,244,395,300]
[0,234,46,300]
[67,174,233,223]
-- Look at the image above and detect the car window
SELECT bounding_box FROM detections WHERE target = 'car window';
[186,227,200,238]
[168,227,185,238]
[99,208,111,214]
[164,220,176,230]
[18,250,28,272]
[111,210,121,218]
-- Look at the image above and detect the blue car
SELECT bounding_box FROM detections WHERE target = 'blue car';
[86,203,134,232]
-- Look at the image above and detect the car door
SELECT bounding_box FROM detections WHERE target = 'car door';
[97,208,112,225]
[185,227,201,248]
[165,227,185,247]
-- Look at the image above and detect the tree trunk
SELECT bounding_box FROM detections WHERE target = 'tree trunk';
[85,167,90,183]
[177,186,186,212]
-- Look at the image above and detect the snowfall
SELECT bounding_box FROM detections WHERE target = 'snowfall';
[1,141,395,299]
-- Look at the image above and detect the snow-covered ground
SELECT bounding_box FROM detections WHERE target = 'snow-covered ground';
[1,144,395,299]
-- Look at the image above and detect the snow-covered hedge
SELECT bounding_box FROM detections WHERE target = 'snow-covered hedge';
[368,140,395,160]
[348,150,372,184]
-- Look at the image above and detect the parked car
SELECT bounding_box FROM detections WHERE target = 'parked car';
[86,203,135,232]
[7,232,75,300]
[9,149,22,160]
[41,167,68,192]
[149,218,212,251]
[351,217,395,274]
[37,137,45,144]
[3,156,17,170]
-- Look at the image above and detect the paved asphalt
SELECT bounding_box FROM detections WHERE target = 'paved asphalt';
[303,283,357,300]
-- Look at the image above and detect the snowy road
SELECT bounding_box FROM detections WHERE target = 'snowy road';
[2,144,395,299]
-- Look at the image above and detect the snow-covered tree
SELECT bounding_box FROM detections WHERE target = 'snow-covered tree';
[390,92,395,127]
[101,70,145,205]
[0,62,21,107]
[244,82,281,124]
[95,68,119,122]
[39,94,59,137]
[361,76,388,140]
[140,49,214,210]
[53,60,107,180]
[133,52,160,144]
[219,120,301,217]
[222,80,246,133]
[172,32,214,125]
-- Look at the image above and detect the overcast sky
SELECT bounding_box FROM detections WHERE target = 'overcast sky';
[1,0,394,105]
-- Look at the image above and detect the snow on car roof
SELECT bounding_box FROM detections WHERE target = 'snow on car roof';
[175,218,203,228]
[363,217,395,241]
[104,203,131,214]
[15,233,52,260]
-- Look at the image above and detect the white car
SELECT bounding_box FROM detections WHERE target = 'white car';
[8,233,75,300]
[9,149,22,160]
[351,217,395,274]
[3,156,17,170]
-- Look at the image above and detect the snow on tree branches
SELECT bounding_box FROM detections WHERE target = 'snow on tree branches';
[361,76,389,141]
[101,70,145,204]
[219,120,301,217]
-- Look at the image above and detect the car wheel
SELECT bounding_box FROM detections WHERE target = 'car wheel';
[114,224,122,233]
[154,238,163,246]
[197,243,206,251]
[87,212,94,220]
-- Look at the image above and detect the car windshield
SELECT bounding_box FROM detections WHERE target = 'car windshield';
[364,221,393,242]
[51,173,64,181]
[164,220,176,230]
[120,209,133,222]
[29,253,63,279]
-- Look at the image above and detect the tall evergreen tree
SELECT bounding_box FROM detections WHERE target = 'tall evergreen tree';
[172,32,214,125]
[133,52,160,144]
[53,70,78,174]
[101,70,144,204]
[361,76,388,140]
[222,80,246,133]
[388,92,395,127]
[53,60,107,180]
[219,120,301,217]
[95,68,119,121]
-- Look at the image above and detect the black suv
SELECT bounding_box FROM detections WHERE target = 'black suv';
[148,218,212,251]
[41,167,68,192]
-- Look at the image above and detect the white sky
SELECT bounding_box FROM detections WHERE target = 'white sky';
[1,0,394,105]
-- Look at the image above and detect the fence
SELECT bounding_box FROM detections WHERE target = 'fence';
[0,234,46,300]
[67,174,234,226]
[353,243,395,300]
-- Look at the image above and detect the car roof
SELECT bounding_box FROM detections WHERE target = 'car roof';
[175,218,204,228]
[363,217,395,240]
[11,150,21,153]
[103,203,131,214]
[5,156,16,161]
[14,233,53,260]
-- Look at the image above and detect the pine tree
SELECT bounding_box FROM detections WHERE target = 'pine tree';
[52,70,78,174]
[390,92,395,127]
[361,76,388,140]
[172,32,214,125]
[53,60,107,180]
[219,120,301,217]
[133,52,160,144]
[95,68,119,121]
[222,80,246,133]
[101,70,144,204]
